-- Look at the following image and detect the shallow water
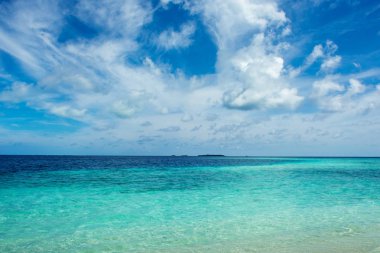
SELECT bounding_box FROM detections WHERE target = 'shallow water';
[1,156,380,252]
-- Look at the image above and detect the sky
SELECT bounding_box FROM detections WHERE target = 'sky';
[0,0,380,156]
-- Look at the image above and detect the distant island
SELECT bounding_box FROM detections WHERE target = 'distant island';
[198,154,225,157]
[170,154,225,157]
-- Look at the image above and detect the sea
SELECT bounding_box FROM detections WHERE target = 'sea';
[0,156,380,253]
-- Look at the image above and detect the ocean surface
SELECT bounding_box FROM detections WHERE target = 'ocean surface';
[1,156,380,253]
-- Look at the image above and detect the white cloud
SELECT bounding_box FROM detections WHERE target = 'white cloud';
[347,78,365,95]
[312,79,344,97]
[290,40,341,77]
[309,44,325,62]
[112,101,136,118]
[312,77,377,113]
[198,0,287,49]
[220,32,303,109]
[75,0,152,37]
[0,82,34,103]
[0,28,40,71]
[156,22,196,50]
[223,87,302,110]
[320,55,341,72]
[48,104,87,118]
[160,0,185,8]
[190,0,303,110]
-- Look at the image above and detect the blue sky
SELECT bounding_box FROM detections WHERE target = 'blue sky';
[0,0,380,156]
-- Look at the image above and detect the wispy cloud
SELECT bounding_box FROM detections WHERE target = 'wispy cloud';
[156,22,196,50]
[290,40,341,77]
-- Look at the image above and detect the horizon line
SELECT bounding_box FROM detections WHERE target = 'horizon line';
[1,154,380,158]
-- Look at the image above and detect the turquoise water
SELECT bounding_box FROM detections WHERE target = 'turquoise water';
[1,156,380,253]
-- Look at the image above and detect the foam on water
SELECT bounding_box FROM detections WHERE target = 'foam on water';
[1,156,380,252]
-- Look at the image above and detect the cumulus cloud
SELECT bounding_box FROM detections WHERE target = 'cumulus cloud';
[189,0,303,110]
[221,34,303,110]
